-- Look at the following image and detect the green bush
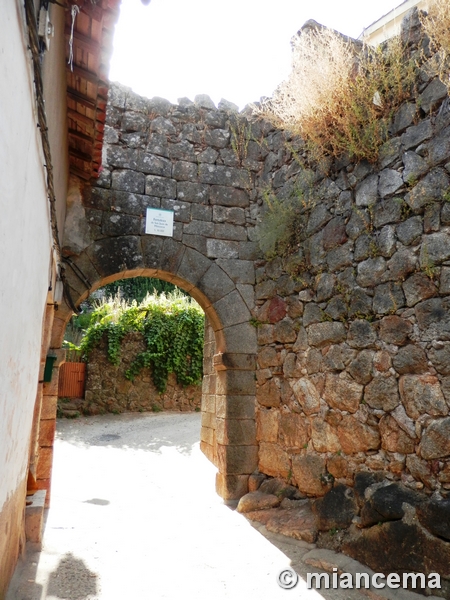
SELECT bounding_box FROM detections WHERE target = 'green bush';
[79,291,204,393]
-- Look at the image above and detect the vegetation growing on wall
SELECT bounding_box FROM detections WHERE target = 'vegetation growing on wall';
[421,0,450,90]
[259,26,417,164]
[77,291,204,393]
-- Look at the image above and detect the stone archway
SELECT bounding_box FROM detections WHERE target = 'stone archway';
[52,259,257,501]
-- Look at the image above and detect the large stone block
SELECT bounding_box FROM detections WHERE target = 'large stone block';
[279,413,309,451]
[364,375,399,411]
[198,164,251,189]
[213,290,251,328]
[222,322,257,354]
[87,236,143,278]
[215,473,249,501]
[258,442,291,479]
[291,454,330,496]
[323,373,363,413]
[307,322,346,347]
[209,185,249,207]
[216,418,256,446]
[257,408,279,442]
[290,377,321,415]
[216,370,255,396]
[311,418,340,453]
[216,395,255,420]
[337,416,380,454]
[420,417,450,459]
[111,169,145,194]
[38,419,56,448]
[217,444,258,475]
[380,415,416,454]
[399,374,447,420]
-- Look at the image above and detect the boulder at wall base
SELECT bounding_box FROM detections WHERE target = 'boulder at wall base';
[236,491,281,513]
[359,482,423,528]
[312,484,358,531]
[417,497,450,541]
[342,518,450,581]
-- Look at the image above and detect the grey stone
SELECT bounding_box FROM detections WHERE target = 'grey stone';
[194,94,216,109]
[391,102,417,135]
[197,147,219,164]
[214,223,247,241]
[355,175,378,207]
[210,185,249,207]
[303,303,323,327]
[177,182,209,204]
[348,350,374,385]
[214,289,251,327]
[392,344,428,374]
[206,239,239,259]
[415,297,450,340]
[364,375,400,411]
[161,198,190,223]
[428,124,450,167]
[346,209,370,239]
[326,241,353,271]
[316,273,336,302]
[360,483,421,527]
[312,485,357,531]
[354,233,371,261]
[204,129,230,149]
[440,266,450,294]
[356,257,386,288]
[306,204,331,235]
[216,259,254,285]
[172,161,198,182]
[150,116,176,135]
[218,98,239,112]
[213,206,245,225]
[323,217,347,250]
[191,204,212,221]
[348,289,373,318]
[442,203,450,225]
[379,138,402,169]
[372,197,403,228]
[198,164,251,189]
[307,322,347,347]
[420,231,450,265]
[107,146,138,170]
[396,216,422,245]
[402,151,428,184]
[145,175,176,198]
[101,213,140,236]
[421,417,450,459]
[112,170,145,194]
[417,498,450,541]
[146,133,169,158]
[373,282,405,315]
[379,315,412,345]
[168,141,196,162]
[325,297,347,321]
[347,319,377,349]
[385,248,417,282]
[378,169,404,198]
[183,220,215,236]
[401,119,432,150]
[88,235,143,277]
[424,201,441,233]
[378,225,396,257]
[418,77,448,114]
[428,343,450,376]
[407,168,450,212]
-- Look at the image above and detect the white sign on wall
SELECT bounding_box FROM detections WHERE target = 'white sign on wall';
[145,208,174,237]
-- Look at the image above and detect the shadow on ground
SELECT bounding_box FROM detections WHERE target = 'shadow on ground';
[47,552,98,599]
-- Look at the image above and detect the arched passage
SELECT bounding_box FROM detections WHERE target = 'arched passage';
[47,251,257,502]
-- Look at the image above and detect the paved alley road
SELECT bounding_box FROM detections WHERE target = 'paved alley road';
[7,412,327,600]
[8,412,433,600]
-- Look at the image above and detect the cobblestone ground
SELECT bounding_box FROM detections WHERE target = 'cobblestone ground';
[7,412,435,600]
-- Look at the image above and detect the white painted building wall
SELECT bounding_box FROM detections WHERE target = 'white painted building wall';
[0,0,54,517]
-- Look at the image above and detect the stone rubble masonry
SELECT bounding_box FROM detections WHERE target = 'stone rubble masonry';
[58,9,450,503]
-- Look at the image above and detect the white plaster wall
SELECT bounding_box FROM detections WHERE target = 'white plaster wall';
[0,1,54,511]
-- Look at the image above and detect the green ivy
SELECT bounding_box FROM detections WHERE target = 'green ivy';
[79,292,204,393]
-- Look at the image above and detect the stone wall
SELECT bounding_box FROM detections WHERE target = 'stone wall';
[80,332,201,414]
[252,12,450,499]
[60,8,450,503]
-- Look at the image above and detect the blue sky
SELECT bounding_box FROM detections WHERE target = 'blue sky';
[110,0,409,109]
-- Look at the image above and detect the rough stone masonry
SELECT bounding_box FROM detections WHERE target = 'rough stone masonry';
[58,7,450,593]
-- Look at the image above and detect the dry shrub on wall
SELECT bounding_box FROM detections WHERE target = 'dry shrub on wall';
[421,0,450,89]
[260,26,417,163]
